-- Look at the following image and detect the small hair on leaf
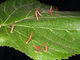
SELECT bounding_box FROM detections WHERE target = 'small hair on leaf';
[45,42,48,52]
[35,8,42,20]
[50,6,53,16]
[26,32,33,44]
[10,24,15,33]
[34,45,41,53]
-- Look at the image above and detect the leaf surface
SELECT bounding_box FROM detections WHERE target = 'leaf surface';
[0,0,80,60]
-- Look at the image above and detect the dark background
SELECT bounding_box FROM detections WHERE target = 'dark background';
[0,0,80,60]
[39,0,80,11]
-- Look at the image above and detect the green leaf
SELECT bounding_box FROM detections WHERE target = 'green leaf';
[0,0,80,60]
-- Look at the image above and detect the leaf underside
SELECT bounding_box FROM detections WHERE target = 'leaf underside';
[0,0,80,60]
